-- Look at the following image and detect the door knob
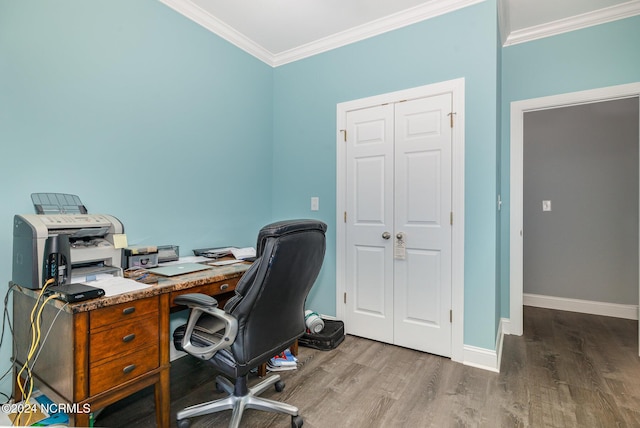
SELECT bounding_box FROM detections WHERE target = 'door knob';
[397,233,403,240]
[382,232,391,240]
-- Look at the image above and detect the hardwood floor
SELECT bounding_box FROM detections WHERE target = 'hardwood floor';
[95,307,640,427]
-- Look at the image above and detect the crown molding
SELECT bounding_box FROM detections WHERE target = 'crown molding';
[503,0,640,47]
[159,0,484,67]
[272,0,484,67]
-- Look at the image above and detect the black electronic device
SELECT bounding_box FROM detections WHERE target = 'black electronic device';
[43,234,72,287]
[46,283,105,303]
[192,247,234,258]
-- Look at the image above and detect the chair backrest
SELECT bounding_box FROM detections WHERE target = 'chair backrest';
[223,219,327,369]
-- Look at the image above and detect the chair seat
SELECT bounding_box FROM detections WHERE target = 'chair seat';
[174,324,240,378]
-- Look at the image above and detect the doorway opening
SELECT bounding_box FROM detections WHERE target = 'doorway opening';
[509,83,640,340]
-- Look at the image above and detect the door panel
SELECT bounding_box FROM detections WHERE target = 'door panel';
[353,245,387,315]
[345,105,394,343]
[355,157,386,223]
[405,151,441,223]
[394,95,452,356]
[404,249,440,325]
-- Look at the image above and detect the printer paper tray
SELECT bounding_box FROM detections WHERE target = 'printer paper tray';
[71,265,122,283]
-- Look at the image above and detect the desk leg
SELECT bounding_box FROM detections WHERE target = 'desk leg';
[12,369,24,402]
[257,363,267,377]
[155,371,170,428]
[72,412,90,427]
[157,293,171,428]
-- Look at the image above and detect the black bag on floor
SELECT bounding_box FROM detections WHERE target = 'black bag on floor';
[299,319,345,350]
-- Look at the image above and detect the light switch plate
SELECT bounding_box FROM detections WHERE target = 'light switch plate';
[311,197,319,211]
[542,200,551,211]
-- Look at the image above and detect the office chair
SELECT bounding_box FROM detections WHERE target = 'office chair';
[173,219,327,428]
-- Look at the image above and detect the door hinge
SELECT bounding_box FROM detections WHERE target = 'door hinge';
[340,129,347,142]
[344,292,347,304]
[450,211,453,225]
[447,112,456,128]
[344,211,347,223]
[450,310,452,323]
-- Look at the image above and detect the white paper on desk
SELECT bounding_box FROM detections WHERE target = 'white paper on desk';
[83,276,151,297]
[71,272,119,283]
[231,247,256,260]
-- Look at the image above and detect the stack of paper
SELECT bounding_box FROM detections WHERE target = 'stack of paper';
[231,247,256,260]
[267,348,298,372]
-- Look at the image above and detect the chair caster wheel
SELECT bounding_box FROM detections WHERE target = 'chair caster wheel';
[291,415,303,427]
[275,380,286,392]
[177,419,191,428]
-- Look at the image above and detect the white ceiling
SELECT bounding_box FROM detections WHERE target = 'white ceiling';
[159,0,640,66]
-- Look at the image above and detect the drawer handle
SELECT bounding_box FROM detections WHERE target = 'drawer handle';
[122,307,136,315]
[220,283,229,290]
[123,364,136,374]
[122,334,136,343]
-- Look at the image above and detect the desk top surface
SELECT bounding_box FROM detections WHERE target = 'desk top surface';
[12,261,252,313]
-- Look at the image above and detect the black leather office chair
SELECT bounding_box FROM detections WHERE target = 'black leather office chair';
[173,219,327,428]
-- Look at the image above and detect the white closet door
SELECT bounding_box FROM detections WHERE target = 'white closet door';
[344,104,395,343]
[393,94,452,356]
[344,94,453,357]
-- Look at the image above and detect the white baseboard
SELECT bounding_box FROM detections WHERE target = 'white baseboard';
[496,318,506,370]
[501,317,513,335]
[462,318,504,373]
[524,293,638,320]
[318,313,338,321]
[463,345,500,373]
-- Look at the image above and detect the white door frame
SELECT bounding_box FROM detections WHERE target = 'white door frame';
[509,82,640,337]
[336,78,465,363]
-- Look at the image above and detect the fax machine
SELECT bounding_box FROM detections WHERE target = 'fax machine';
[12,213,124,289]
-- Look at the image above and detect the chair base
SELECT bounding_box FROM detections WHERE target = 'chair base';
[176,373,300,428]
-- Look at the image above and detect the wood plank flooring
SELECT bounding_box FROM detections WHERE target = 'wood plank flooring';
[95,307,640,427]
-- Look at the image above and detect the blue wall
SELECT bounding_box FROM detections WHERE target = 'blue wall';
[273,0,500,349]
[0,0,274,395]
[500,15,640,317]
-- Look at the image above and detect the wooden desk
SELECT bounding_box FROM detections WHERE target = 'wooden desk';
[11,262,250,428]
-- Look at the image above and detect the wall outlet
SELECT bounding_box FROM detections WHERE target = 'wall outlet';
[311,197,319,211]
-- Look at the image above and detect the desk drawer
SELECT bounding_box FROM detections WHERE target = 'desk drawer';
[171,277,239,306]
[91,296,158,329]
[90,344,159,396]
[90,314,158,365]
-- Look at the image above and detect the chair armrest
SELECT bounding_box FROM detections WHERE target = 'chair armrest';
[177,293,238,361]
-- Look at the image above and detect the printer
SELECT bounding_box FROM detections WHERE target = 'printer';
[12,213,124,289]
